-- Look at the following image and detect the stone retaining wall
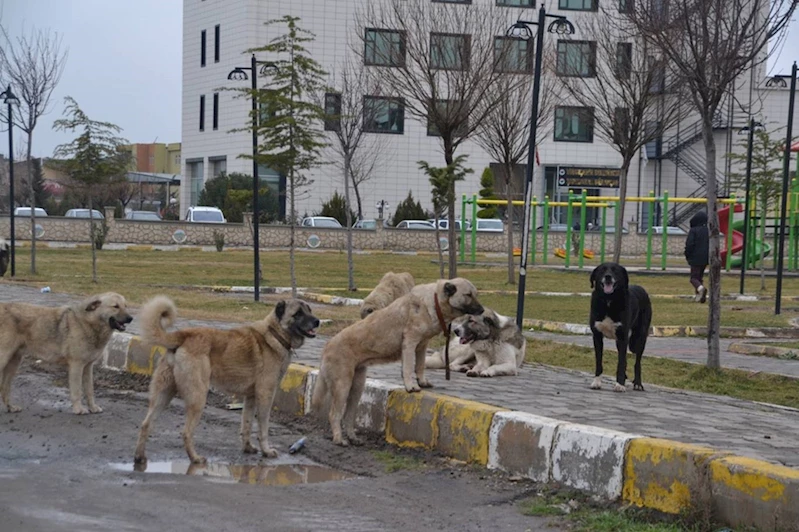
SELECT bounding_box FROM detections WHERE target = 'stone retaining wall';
[0,211,687,255]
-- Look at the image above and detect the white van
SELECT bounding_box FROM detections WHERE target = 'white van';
[185,206,226,223]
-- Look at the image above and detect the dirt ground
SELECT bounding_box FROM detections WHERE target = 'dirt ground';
[0,359,571,532]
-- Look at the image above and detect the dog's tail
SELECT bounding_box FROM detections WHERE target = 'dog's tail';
[139,296,184,351]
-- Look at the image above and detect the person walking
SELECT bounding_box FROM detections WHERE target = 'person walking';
[684,210,709,303]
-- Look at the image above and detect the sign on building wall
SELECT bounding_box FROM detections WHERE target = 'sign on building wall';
[557,166,620,189]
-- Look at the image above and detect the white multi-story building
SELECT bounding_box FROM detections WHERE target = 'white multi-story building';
[181,0,798,228]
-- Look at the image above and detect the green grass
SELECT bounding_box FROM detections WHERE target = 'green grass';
[527,339,799,409]
[371,450,424,473]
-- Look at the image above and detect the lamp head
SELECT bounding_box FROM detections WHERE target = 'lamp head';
[258,62,278,76]
[506,21,534,40]
[765,76,788,88]
[0,85,19,105]
[227,68,249,81]
[547,18,575,35]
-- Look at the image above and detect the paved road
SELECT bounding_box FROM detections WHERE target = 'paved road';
[3,284,798,471]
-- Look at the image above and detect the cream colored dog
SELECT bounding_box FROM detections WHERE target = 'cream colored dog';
[0,293,132,414]
[312,278,483,446]
[360,271,415,319]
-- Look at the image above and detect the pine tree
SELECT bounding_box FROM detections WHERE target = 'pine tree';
[391,191,427,226]
[319,191,357,227]
[477,167,499,219]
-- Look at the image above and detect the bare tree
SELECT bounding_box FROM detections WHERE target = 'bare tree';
[558,8,684,263]
[474,43,558,284]
[629,0,795,368]
[326,58,392,291]
[357,0,517,278]
[0,24,67,274]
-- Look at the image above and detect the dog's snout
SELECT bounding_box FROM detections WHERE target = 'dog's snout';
[470,303,484,315]
[123,314,134,324]
[312,318,320,328]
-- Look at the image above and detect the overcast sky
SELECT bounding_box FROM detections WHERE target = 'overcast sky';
[1,0,798,159]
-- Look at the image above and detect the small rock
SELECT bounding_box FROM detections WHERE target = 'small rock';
[508,475,522,482]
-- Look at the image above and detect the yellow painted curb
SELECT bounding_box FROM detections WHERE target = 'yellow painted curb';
[436,396,506,465]
[710,456,799,502]
[277,364,314,416]
[385,390,441,451]
[125,337,166,376]
[623,438,719,514]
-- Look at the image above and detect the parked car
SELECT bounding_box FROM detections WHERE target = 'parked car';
[301,216,343,228]
[475,218,504,232]
[648,226,687,235]
[65,208,104,219]
[427,219,471,231]
[13,207,48,217]
[125,210,162,221]
[396,220,436,230]
[353,218,377,229]
[185,206,226,223]
[538,223,629,234]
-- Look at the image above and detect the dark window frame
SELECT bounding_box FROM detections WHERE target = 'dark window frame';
[364,28,406,67]
[212,93,219,130]
[363,96,405,135]
[214,24,220,63]
[554,106,594,143]
[496,0,535,5]
[558,0,598,10]
[430,32,471,71]
[432,0,472,3]
[615,42,632,80]
[493,36,533,74]
[556,40,597,78]
[200,30,207,67]
[324,92,342,132]
[199,95,206,132]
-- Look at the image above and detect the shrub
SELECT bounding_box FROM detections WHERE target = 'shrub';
[477,167,499,219]
[391,191,427,226]
[213,230,225,252]
[318,190,356,227]
[92,220,109,250]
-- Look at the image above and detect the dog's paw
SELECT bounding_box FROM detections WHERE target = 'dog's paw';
[613,383,627,393]
[465,369,479,377]
[6,404,21,413]
[455,365,470,373]
[242,442,258,454]
[633,382,645,392]
[479,371,494,378]
[261,447,278,458]
[333,437,350,447]
[404,384,422,393]
[133,454,147,465]
[590,377,602,390]
[417,379,433,388]
[346,434,364,446]
[73,405,90,415]
[191,456,208,465]
[88,405,103,414]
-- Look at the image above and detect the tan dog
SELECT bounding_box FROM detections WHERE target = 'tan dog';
[0,293,133,414]
[133,297,319,465]
[312,278,483,446]
[426,309,526,377]
[360,271,415,319]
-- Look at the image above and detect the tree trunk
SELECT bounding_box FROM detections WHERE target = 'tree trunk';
[343,153,356,291]
[88,193,98,283]
[352,179,363,221]
[289,168,297,298]
[435,212,445,279]
[505,165,515,285]
[701,115,721,369]
[26,135,36,274]
[444,143,456,279]
[613,163,631,263]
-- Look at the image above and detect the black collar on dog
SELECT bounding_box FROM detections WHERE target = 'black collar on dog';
[434,293,453,381]
[268,325,293,352]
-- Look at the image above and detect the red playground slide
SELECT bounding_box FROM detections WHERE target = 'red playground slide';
[718,204,744,268]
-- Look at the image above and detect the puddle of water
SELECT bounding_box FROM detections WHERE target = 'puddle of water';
[110,460,354,486]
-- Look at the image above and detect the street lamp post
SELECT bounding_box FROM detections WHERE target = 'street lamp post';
[1,85,19,278]
[228,55,277,302]
[508,6,575,328]
[737,118,764,295]
[775,62,797,315]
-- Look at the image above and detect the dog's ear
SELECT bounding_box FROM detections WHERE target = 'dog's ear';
[619,266,629,289]
[275,301,286,320]
[85,299,101,312]
[589,267,599,289]
[443,282,457,297]
[484,315,496,329]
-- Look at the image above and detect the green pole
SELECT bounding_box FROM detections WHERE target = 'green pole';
[565,192,574,268]
[531,197,537,265]
[661,191,669,270]
[579,189,587,269]
[471,193,477,265]
[542,196,549,265]
[646,191,655,270]
[460,194,466,264]
[600,203,608,263]
[789,182,797,270]
[760,203,767,270]
[725,195,735,272]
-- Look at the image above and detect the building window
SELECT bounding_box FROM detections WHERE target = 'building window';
[619,0,634,13]
[430,33,470,71]
[497,0,534,5]
[494,37,532,74]
[258,89,277,126]
[214,24,220,63]
[615,42,632,80]
[556,41,596,77]
[427,99,467,137]
[188,159,204,206]
[554,106,593,142]
[648,56,666,93]
[433,0,472,3]
[558,0,598,10]
[212,93,219,130]
[201,30,206,67]
[324,93,341,132]
[209,156,227,177]
[364,29,406,67]
[613,107,630,144]
[199,95,205,131]
[363,96,405,134]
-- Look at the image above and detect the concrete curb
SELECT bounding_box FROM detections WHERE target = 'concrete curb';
[103,332,799,531]
[729,342,799,359]
[524,319,799,339]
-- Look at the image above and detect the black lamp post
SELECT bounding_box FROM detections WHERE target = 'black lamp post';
[774,62,797,315]
[1,84,19,277]
[228,55,277,302]
[737,118,764,295]
[509,5,575,328]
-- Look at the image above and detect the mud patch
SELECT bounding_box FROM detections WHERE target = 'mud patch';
[110,459,354,486]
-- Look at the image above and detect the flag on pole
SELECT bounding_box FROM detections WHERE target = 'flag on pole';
[535,146,541,166]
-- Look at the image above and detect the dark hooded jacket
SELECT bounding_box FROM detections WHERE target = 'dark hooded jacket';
[684,211,709,266]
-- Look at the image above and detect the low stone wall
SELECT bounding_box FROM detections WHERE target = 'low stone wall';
[0,211,687,256]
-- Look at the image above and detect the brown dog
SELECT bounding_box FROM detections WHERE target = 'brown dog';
[312,278,483,446]
[0,293,133,414]
[133,297,319,465]
[360,271,415,319]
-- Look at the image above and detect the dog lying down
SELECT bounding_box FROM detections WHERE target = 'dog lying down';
[425,309,526,377]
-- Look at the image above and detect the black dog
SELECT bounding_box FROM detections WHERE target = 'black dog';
[589,262,652,392]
